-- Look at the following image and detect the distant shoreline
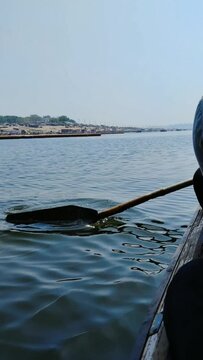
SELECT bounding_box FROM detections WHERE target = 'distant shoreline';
[0,133,101,140]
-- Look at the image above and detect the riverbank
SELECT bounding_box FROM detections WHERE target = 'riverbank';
[0,123,190,138]
[0,133,101,140]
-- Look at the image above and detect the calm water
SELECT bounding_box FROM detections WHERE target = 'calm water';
[0,131,198,359]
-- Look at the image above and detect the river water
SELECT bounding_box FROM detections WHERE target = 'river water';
[0,131,198,359]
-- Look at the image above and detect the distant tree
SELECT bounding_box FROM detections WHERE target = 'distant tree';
[29,114,42,122]
[67,118,76,124]
[48,117,58,124]
[0,114,78,126]
[58,116,68,123]
[2,116,22,124]
[57,116,76,124]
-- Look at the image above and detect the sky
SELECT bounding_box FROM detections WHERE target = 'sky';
[1,0,203,127]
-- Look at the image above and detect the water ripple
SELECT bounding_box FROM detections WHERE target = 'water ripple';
[0,132,198,359]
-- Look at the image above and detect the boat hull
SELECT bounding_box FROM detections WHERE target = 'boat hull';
[132,208,203,360]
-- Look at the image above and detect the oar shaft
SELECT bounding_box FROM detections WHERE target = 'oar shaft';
[98,179,193,220]
[6,178,193,224]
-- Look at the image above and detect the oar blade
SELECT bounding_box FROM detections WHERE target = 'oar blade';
[6,205,99,225]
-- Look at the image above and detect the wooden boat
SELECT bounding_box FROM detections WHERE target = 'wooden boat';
[132,207,203,360]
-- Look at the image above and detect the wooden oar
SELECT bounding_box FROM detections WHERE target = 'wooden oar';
[6,179,193,225]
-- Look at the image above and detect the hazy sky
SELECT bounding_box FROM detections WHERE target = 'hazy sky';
[1,0,203,126]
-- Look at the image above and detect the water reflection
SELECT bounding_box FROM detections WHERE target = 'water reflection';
[6,215,184,279]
